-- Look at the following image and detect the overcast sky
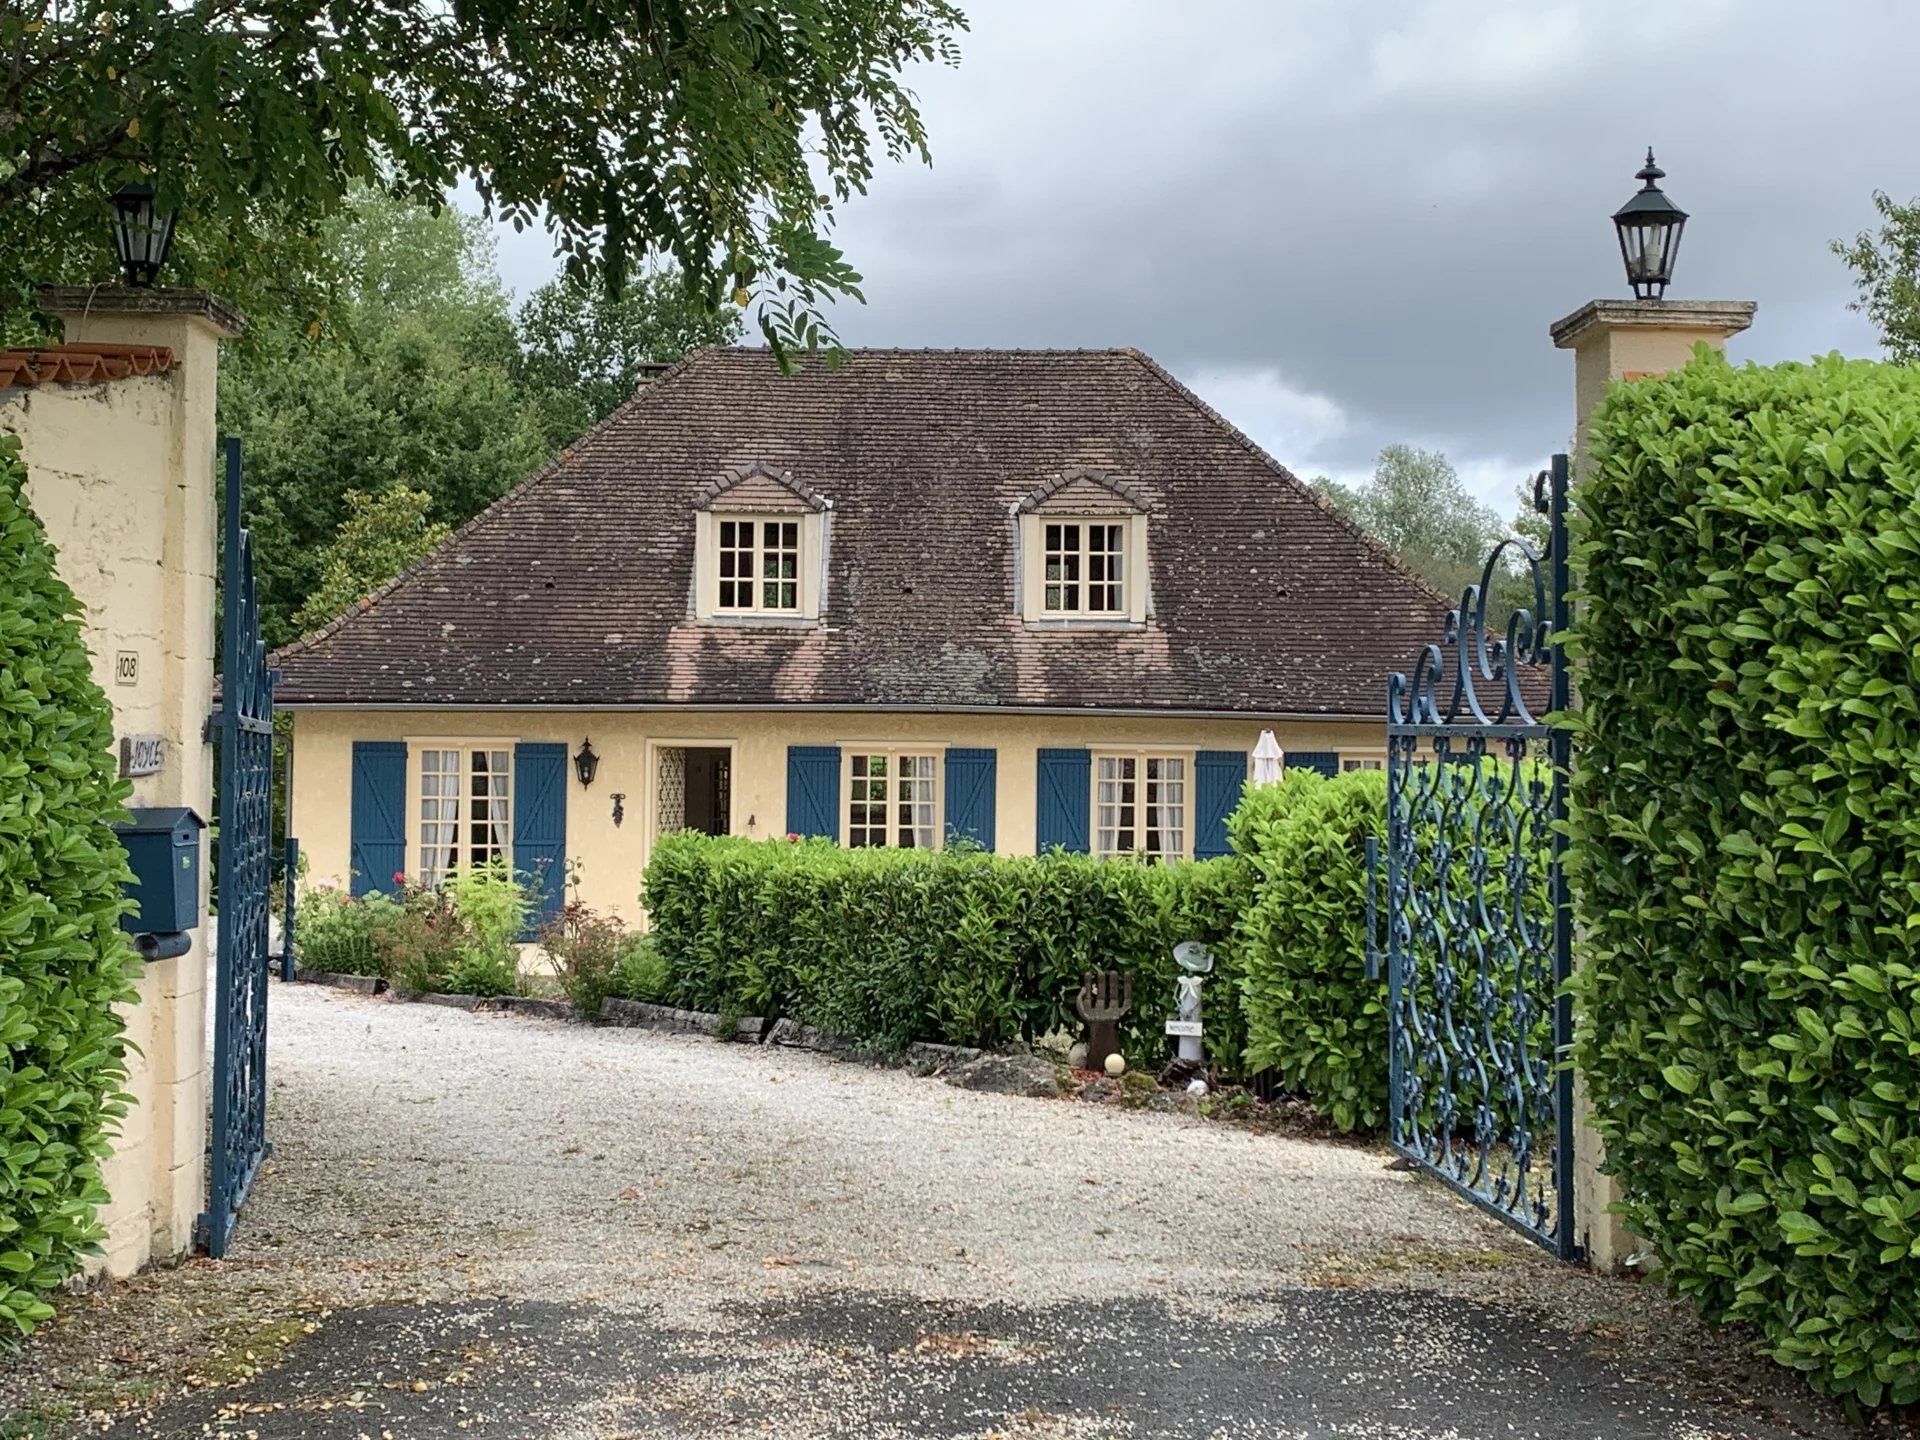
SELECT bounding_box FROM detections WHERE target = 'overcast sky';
[487,0,1911,512]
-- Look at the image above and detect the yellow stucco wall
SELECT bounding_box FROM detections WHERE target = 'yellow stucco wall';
[289,708,1387,921]
[1,302,231,1276]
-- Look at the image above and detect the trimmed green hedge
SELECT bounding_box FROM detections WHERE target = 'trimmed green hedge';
[0,436,136,1336]
[636,767,1394,1131]
[1569,351,1920,1405]
[638,836,1250,1066]
[1231,769,1388,1131]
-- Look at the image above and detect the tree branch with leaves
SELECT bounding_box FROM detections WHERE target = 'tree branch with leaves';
[0,0,966,357]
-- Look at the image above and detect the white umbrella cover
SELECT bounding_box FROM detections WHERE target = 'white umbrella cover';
[1251,729,1284,786]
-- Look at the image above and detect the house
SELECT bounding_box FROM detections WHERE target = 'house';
[274,347,1447,924]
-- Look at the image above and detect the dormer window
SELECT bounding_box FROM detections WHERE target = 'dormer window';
[693,461,828,623]
[717,517,801,613]
[1043,521,1127,615]
[1017,469,1149,625]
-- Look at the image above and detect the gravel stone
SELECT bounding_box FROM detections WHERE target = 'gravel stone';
[1,980,1875,1439]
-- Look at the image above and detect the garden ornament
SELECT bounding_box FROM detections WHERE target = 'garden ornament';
[1167,940,1215,1065]
[1104,1052,1127,1078]
[1076,969,1132,1073]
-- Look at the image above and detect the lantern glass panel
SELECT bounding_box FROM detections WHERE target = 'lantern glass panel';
[111,185,177,286]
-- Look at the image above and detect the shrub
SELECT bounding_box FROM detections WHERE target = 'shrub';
[0,437,138,1336]
[293,886,382,976]
[1569,351,1920,1406]
[640,837,1249,1063]
[377,884,468,995]
[538,899,629,1013]
[442,860,527,998]
[1230,768,1387,1132]
[609,932,671,1004]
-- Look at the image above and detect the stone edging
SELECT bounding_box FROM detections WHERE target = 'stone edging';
[290,967,384,995]
[286,969,987,1067]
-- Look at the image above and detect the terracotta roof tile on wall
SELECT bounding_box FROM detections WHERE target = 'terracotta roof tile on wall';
[272,347,1454,717]
[0,343,175,390]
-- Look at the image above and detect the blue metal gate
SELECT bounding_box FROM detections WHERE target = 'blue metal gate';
[1378,453,1579,1259]
[198,437,277,1258]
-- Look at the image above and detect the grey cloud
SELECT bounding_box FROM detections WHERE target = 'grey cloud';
[490,0,1911,505]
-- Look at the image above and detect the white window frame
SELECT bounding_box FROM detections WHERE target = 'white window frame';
[409,740,515,889]
[842,747,943,850]
[694,510,823,621]
[1019,512,1148,624]
[1041,519,1126,616]
[1341,757,1385,772]
[1092,749,1192,862]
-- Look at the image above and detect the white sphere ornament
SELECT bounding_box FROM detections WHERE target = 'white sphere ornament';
[1187,1078,1209,1097]
[1103,1053,1126,1077]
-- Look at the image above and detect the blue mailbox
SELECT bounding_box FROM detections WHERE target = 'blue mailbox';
[112,807,206,937]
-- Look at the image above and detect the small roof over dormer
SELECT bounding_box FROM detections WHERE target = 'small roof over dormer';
[1015,467,1148,516]
[694,459,829,513]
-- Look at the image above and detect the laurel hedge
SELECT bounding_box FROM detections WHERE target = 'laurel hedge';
[1229,768,1388,1131]
[637,835,1251,1065]
[1568,351,1920,1406]
[0,436,136,1336]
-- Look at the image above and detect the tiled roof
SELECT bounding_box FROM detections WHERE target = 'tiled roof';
[0,343,175,390]
[272,347,1455,717]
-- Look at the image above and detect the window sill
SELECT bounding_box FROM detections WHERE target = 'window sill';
[1021,617,1147,633]
[691,614,823,631]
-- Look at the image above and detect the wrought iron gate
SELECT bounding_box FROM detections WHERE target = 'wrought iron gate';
[1378,453,1579,1259]
[199,437,277,1258]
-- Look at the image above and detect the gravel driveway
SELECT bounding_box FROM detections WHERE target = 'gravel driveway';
[0,981,1862,1439]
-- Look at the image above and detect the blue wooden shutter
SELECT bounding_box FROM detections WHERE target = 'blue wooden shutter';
[1036,748,1091,854]
[1193,750,1248,860]
[943,748,997,851]
[786,745,841,840]
[1290,750,1340,779]
[513,743,568,934]
[349,741,407,897]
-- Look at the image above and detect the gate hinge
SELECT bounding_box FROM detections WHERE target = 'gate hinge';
[203,713,220,745]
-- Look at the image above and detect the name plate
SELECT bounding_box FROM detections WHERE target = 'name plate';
[1164,1019,1203,1038]
[120,734,168,778]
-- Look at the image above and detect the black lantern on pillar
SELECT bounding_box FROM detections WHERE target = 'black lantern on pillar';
[1612,149,1687,300]
[573,738,599,788]
[110,182,178,288]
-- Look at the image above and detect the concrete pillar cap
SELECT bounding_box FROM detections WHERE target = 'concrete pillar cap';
[1550,298,1756,350]
[39,286,248,339]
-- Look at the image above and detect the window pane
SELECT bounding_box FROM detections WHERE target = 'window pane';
[895,755,936,848]
[717,519,756,610]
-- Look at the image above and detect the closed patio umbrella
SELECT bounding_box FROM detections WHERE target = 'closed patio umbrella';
[1251,729,1284,786]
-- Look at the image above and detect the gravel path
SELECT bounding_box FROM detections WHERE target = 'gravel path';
[0,981,1866,1439]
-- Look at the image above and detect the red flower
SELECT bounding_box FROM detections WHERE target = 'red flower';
[786,833,801,843]
[392,871,407,885]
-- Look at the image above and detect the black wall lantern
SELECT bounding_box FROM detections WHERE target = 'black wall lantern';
[110,182,178,288]
[1612,149,1687,300]
[573,738,599,787]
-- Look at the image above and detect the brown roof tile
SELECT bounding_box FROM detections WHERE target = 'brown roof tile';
[0,342,175,390]
[272,347,1455,717]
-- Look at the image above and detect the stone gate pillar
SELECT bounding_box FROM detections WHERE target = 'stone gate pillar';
[8,286,244,1273]
[1549,295,1754,1272]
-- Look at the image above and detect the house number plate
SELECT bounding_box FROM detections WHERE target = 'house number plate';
[120,734,168,778]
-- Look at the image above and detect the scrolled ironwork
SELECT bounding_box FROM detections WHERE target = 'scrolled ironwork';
[1388,468,1560,732]
[200,437,278,1260]
[1381,452,1579,1260]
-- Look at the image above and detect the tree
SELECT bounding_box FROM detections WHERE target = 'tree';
[516,269,746,452]
[1833,192,1920,363]
[1313,446,1515,606]
[0,0,966,355]
[295,486,453,631]
[218,191,550,648]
